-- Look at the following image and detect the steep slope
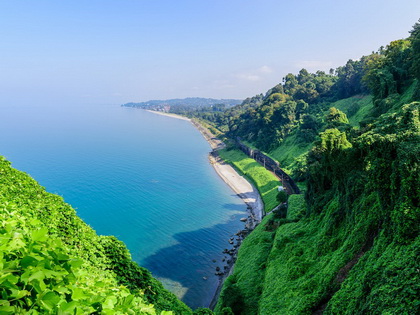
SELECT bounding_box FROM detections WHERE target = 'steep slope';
[216,94,419,315]
[0,157,192,314]
[215,21,420,314]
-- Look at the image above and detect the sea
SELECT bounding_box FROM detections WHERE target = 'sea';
[0,103,247,309]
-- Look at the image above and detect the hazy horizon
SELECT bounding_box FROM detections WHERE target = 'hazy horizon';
[1,0,419,107]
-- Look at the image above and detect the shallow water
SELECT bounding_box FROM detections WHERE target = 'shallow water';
[0,103,246,308]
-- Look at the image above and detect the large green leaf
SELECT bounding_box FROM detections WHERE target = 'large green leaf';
[31,228,48,242]
[39,291,61,311]
[20,256,39,268]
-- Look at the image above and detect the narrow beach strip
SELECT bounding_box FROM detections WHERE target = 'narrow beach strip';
[145,109,191,121]
[209,153,263,224]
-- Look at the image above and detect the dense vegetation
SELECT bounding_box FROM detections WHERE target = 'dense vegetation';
[211,21,420,314]
[0,157,195,314]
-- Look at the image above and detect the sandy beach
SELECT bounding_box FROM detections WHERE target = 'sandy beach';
[208,153,263,224]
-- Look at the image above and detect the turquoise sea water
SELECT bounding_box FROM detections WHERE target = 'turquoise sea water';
[0,103,247,309]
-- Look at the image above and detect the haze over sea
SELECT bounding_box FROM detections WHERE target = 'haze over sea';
[0,103,247,309]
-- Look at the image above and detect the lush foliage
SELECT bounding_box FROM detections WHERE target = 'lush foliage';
[0,212,159,314]
[215,21,420,315]
[214,214,277,314]
[216,100,419,315]
[0,157,192,314]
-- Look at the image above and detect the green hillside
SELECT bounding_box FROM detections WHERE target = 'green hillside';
[213,21,420,314]
[0,157,192,314]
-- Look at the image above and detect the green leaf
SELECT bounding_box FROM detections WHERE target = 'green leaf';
[55,287,70,294]
[69,259,83,269]
[71,288,86,301]
[28,270,45,283]
[0,305,15,315]
[29,218,42,226]
[20,256,39,268]
[40,291,61,312]
[102,296,117,309]
[31,279,46,293]
[31,228,48,242]
[58,301,77,313]
[56,253,69,261]
[9,289,29,299]
[8,233,26,251]
[122,294,134,307]
[0,279,19,290]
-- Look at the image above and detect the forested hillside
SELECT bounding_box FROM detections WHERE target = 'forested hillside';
[209,21,420,314]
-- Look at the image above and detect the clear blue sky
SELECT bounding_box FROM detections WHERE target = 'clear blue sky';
[1,0,419,106]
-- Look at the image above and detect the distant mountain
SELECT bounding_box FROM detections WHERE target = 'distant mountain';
[122,97,242,112]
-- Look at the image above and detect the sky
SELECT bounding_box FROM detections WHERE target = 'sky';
[0,0,419,106]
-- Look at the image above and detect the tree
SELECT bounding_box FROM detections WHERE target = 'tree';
[319,128,352,152]
[326,107,349,125]
[410,19,420,81]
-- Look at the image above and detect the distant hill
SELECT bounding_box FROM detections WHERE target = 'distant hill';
[122,97,242,112]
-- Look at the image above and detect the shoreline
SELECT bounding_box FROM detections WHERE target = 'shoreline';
[143,109,264,309]
[144,109,191,121]
[208,152,263,224]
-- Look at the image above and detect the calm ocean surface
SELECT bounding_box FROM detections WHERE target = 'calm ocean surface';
[0,103,247,309]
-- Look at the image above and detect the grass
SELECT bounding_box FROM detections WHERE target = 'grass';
[218,148,281,212]
[219,190,419,314]
[268,95,374,174]
[269,132,312,173]
[286,194,306,220]
[327,95,374,127]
